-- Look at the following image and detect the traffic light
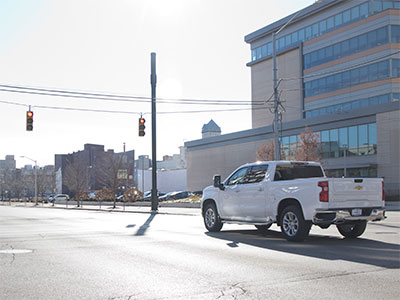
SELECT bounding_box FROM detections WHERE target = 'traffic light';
[139,117,145,136]
[26,111,33,131]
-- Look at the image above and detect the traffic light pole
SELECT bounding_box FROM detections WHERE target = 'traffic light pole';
[150,52,158,212]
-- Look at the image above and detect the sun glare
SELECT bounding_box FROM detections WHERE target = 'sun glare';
[159,78,183,99]
[145,0,185,18]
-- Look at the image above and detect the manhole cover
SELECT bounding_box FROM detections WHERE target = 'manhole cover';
[0,249,33,254]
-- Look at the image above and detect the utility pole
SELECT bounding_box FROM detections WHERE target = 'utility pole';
[150,52,158,212]
[271,10,302,161]
[272,32,280,161]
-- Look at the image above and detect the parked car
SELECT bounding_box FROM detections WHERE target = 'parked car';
[201,161,386,242]
[53,194,70,202]
[143,191,165,201]
[192,191,203,196]
[168,191,190,200]
[159,192,174,201]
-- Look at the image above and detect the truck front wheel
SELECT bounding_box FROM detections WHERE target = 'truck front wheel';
[337,221,367,238]
[280,205,311,242]
[203,203,223,232]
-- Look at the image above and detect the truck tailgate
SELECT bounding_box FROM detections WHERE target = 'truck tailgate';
[328,178,383,208]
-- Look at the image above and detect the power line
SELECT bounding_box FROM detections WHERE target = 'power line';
[0,99,269,115]
[0,83,268,106]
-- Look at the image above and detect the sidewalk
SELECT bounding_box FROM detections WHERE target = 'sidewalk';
[0,201,201,216]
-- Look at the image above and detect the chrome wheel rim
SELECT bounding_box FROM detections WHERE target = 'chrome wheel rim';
[205,208,216,228]
[283,212,299,237]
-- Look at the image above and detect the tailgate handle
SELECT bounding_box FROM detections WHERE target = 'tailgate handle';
[354,179,363,183]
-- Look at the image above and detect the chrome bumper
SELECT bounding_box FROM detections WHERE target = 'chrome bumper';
[313,208,386,225]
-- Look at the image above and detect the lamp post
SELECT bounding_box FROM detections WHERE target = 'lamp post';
[272,10,302,160]
[20,156,38,205]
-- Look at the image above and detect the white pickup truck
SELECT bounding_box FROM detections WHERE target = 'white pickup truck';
[201,161,386,242]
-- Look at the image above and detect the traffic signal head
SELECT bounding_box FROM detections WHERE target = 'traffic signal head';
[139,117,145,136]
[26,111,33,131]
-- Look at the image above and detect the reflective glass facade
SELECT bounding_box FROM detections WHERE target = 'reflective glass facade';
[304,26,394,69]
[305,93,398,119]
[326,167,378,178]
[280,123,377,160]
[304,59,399,98]
[250,2,399,63]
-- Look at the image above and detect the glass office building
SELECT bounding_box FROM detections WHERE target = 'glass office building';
[243,0,399,199]
[185,0,399,199]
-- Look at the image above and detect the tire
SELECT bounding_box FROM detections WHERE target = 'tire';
[337,221,367,238]
[203,203,223,232]
[255,224,272,233]
[280,205,311,242]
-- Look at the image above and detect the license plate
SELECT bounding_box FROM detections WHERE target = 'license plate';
[352,208,362,216]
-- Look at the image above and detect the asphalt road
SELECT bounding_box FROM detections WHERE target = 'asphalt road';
[0,206,399,300]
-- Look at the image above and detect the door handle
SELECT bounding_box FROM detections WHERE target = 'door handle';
[258,186,264,191]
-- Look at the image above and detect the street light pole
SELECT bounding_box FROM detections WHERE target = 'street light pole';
[271,10,302,161]
[20,156,38,205]
[272,32,280,160]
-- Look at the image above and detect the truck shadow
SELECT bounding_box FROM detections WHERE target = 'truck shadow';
[206,229,400,269]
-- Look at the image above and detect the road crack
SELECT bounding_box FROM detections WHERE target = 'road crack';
[216,282,247,299]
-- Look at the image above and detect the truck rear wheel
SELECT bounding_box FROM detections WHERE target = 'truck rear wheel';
[280,205,311,242]
[337,221,367,238]
[204,203,223,232]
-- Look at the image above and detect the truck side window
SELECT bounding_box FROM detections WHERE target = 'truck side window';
[242,165,269,184]
[275,164,324,181]
[226,167,249,185]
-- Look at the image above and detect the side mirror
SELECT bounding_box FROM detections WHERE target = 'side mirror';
[213,175,225,190]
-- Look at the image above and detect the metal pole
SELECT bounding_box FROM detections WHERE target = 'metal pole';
[150,52,158,211]
[142,159,144,199]
[271,10,302,161]
[343,144,347,177]
[272,33,280,161]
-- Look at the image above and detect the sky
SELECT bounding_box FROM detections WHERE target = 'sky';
[0,0,314,168]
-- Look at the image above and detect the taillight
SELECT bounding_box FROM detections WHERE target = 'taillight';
[318,181,329,202]
[382,181,385,201]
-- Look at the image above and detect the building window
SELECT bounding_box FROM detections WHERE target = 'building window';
[304,26,390,69]
[326,167,377,178]
[305,93,395,119]
[249,1,386,63]
[392,25,400,43]
[280,123,377,160]
[393,59,400,78]
[304,59,394,98]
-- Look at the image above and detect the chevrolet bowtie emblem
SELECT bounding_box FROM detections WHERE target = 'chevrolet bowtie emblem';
[355,185,363,190]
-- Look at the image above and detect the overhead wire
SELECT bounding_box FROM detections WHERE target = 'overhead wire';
[0,83,269,106]
[0,99,270,115]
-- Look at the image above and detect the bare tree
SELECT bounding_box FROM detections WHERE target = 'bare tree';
[11,171,24,201]
[294,127,321,162]
[64,158,88,207]
[97,153,127,208]
[256,141,275,161]
[36,169,56,200]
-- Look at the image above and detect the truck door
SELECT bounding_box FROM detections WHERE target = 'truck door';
[220,167,249,219]
[236,164,269,222]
